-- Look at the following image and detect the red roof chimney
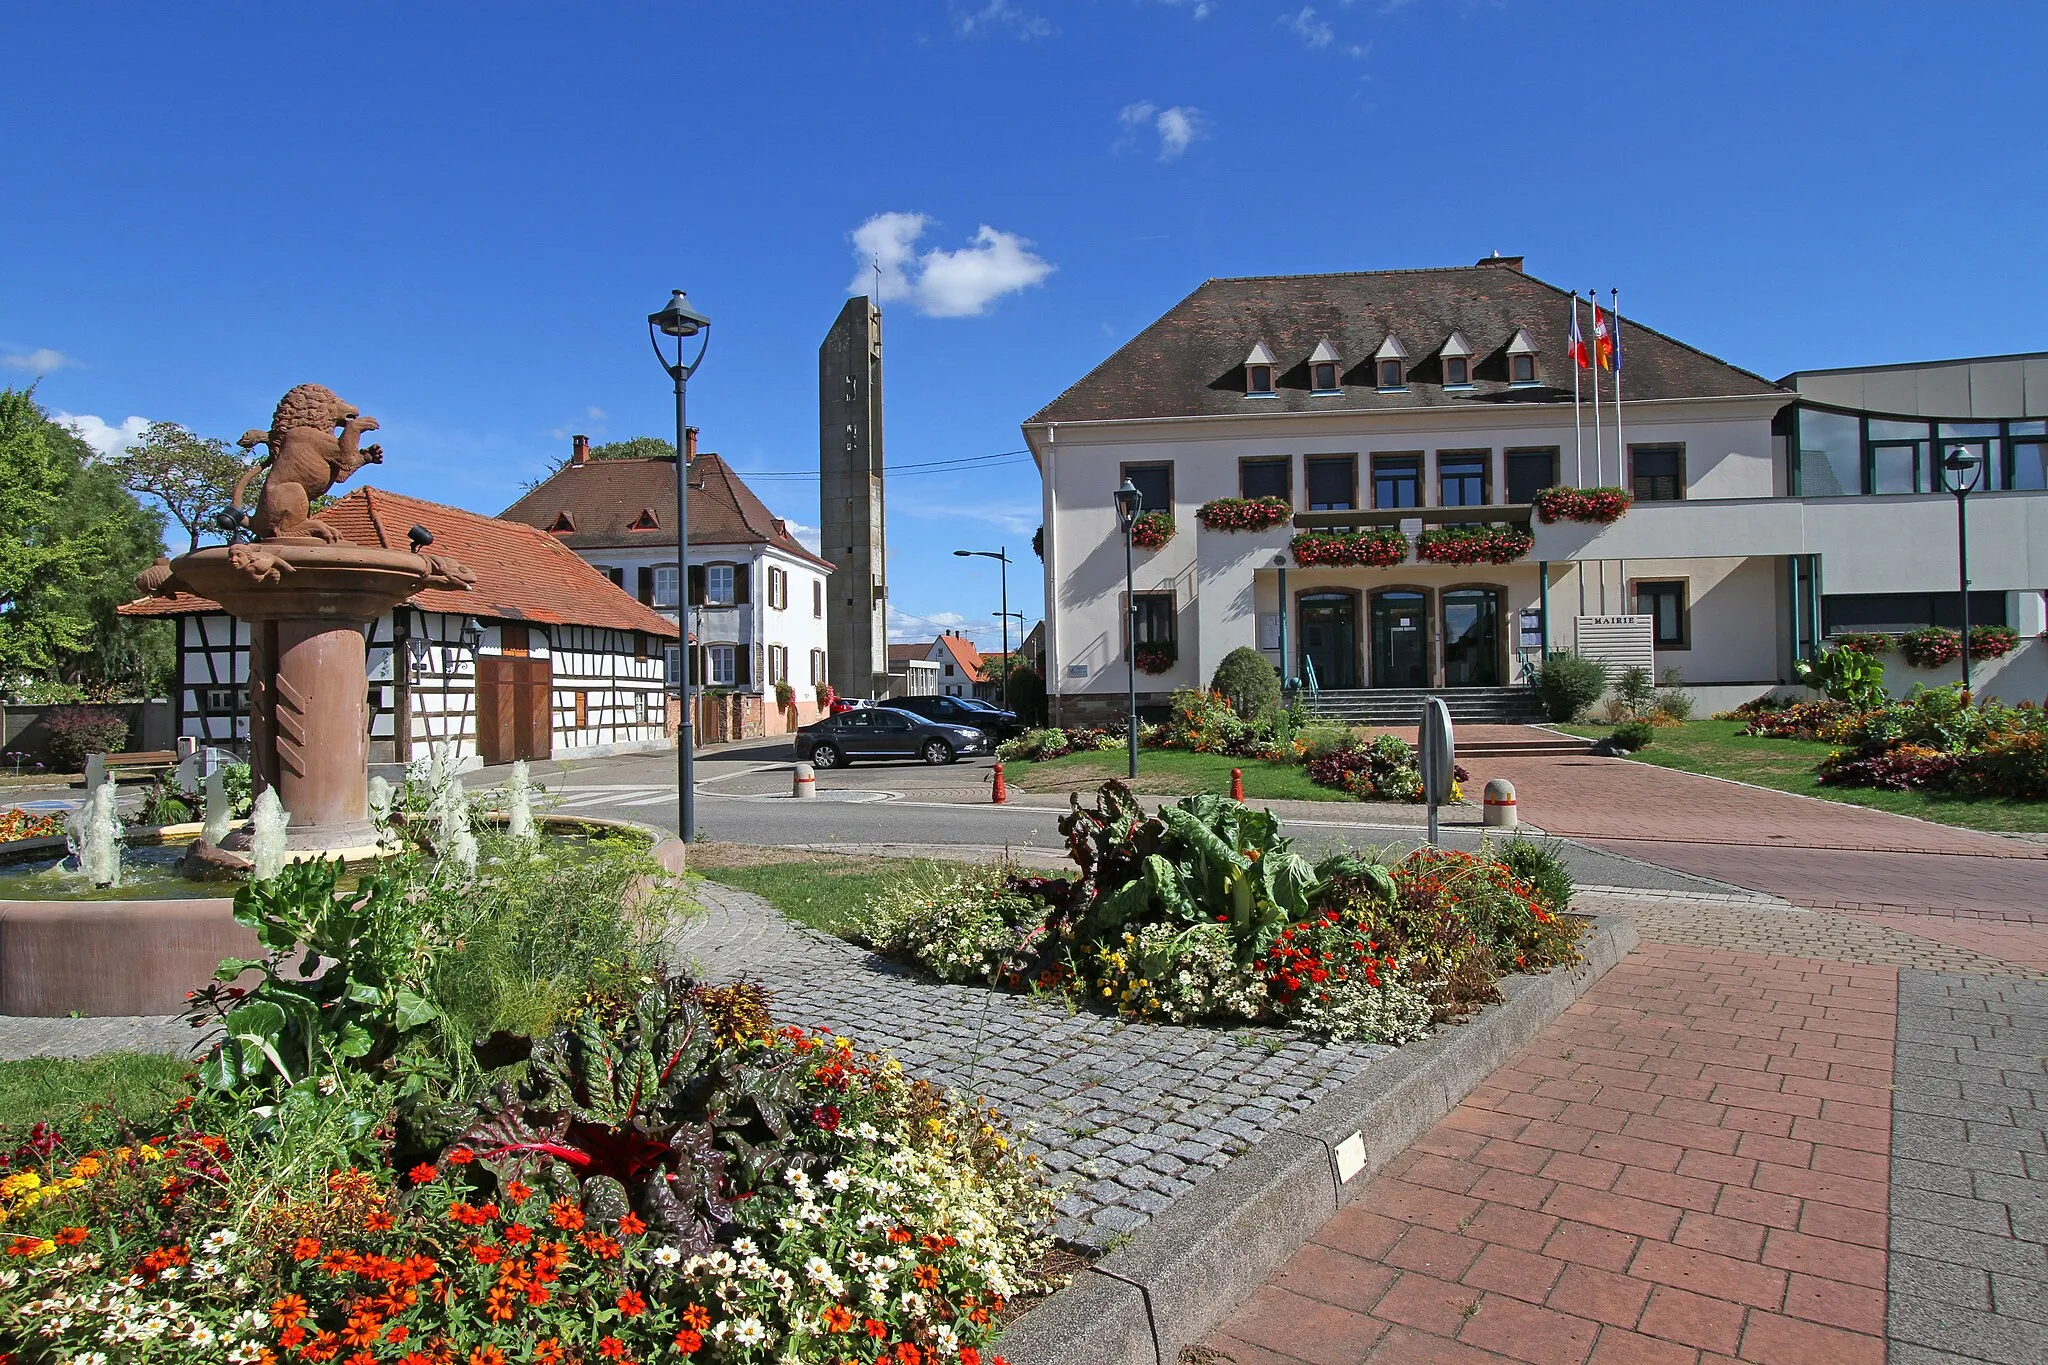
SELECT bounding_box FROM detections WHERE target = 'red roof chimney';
[684,426,698,462]
[571,434,589,466]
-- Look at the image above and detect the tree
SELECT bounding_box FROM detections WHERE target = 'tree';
[114,420,247,553]
[0,386,167,691]
[588,436,677,461]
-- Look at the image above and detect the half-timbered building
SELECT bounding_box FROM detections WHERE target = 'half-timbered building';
[120,488,681,770]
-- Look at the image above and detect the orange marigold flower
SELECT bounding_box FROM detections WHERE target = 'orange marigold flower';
[347,1352,375,1365]
[597,1339,627,1361]
[913,1264,940,1290]
[617,1290,647,1317]
[547,1198,584,1231]
[887,1227,912,1244]
[302,1329,341,1363]
[279,1326,307,1348]
[465,1348,503,1365]
[865,1319,889,1339]
[470,1242,503,1265]
[386,1326,408,1345]
[407,1164,438,1184]
[502,1224,533,1246]
[445,1147,476,1165]
[524,1283,552,1307]
[673,1328,703,1354]
[895,1345,925,1365]
[502,1180,533,1205]
[365,1209,395,1232]
[681,1304,712,1331]
[270,1294,309,1328]
[822,1304,854,1332]
[577,1231,622,1259]
[54,1227,88,1246]
[396,1254,438,1286]
[339,1313,383,1349]
[533,1341,566,1365]
[616,1211,646,1236]
[483,1287,519,1323]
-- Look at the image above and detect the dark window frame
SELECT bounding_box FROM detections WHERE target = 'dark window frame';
[1119,461,1174,518]
[1509,353,1539,385]
[1630,445,1686,502]
[1436,450,1491,508]
[1311,361,1340,393]
[1239,455,1292,502]
[1132,591,1177,647]
[1247,364,1274,395]
[1304,454,1358,512]
[1504,447,1559,505]
[1633,579,1690,649]
[1444,356,1471,387]
[1370,453,1423,510]
[1376,358,1406,391]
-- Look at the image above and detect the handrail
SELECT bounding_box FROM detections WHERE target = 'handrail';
[1303,654,1321,701]
[1291,504,1534,531]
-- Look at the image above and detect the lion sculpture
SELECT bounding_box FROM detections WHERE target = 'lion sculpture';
[232,383,384,542]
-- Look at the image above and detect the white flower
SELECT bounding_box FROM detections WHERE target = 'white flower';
[804,1256,834,1284]
[934,1323,961,1350]
[778,1216,804,1233]
[900,1290,925,1314]
[886,1150,917,1176]
[200,1229,239,1253]
[651,1246,682,1267]
[191,1258,225,1281]
[856,1212,890,1232]
[785,1166,812,1191]
[873,1255,898,1272]
[855,1121,880,1141]
[731,1237,759,1256]
[226,1347,263,1365]
[739,1255,769,1280]
[823,1167,852,1192]
[155,1267,181,1282]
[705,1250,737,1277]
[767,1267,794,1295]
[731,1317,768,1346]
[865,1272,890,1298]
[64,1353,107,1365]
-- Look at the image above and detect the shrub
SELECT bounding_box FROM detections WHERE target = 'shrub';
[1610,719,1655,751]
[1211,646,1282,721]
[1295,724,1354,760]
[39,706,129,772]
[1793,646,1888,708]
[1493,837,1574,917]
[1289,527,1407,567]
[1537,651,1607,722]
[1413,523,1535,565]
[1818,744,1964,792]
[1154,686,1251,753]
[860,860,1043,984]
[1832,631,1893,656]
[1195,495,1292,531]
[1744,698,1856,741]
[138,773,194,825]
[1614,666,1656,717]
[1654,669,1696,722]
[999,726,1070,761]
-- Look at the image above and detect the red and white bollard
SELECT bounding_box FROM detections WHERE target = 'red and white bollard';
[991,761,1008,804]
[1230,767,1244,802]
[792,762,816,799]
[1482,777,1518,828]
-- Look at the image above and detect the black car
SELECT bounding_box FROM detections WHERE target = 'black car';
[794,707,992,768]
[882,694,1024,739]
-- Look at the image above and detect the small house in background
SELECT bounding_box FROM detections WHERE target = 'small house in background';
[501,431,835,736]
[917,631,987,699]
[884,645,942,698]
[119,488,679,771]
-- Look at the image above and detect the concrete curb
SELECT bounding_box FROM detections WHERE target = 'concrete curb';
[997,912,1639,1365]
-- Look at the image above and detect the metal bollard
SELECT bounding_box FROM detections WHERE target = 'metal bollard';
[1482,777,1518,828]
[1230,767,1244,802]
[792,762,816,799]
[991,761,1008,804]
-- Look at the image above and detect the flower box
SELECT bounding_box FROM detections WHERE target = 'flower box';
[1971,625,2020,660]
[1413,523,1535,566]
[1898,626,1962,669]
[1195,495,1293,532]
[1134,642,1178,674]
[1130,511,1175,550]
[1831,632,1893,656]
[1531,485,1633,525]
[1288,527,1407,568]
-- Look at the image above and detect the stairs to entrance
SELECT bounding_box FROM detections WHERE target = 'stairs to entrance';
[1302,686,1547,727]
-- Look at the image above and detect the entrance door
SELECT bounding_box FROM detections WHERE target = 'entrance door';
[476,655,554,764]
[1370,591,1429,688]
[1441,588,1502,687]
[1298,592,1360,690]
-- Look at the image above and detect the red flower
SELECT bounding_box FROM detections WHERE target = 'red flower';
[445,1147,476,1165]
[364,1209,395,1232]
[616,1290,647,1317]
[866,1319,890,1339]
[503,1223,533,1246]
[616,1211,646,1236]
[502,1180,533,1204]
[547,1198,585,1231]
[534,1343,567,1365]
[406,1163,438,1184]
[291,1237,322,1262]
[672,1330,703,1354]
[811,1103,842,1131]
[682,1304,712,1331]
[597,1339,628,1360]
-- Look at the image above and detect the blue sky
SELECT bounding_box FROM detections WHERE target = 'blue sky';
[7,2,2045,651]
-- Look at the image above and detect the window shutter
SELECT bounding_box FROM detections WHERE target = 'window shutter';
[688,565,706,605]
[637,567,653,605]
[733,565,751,605]
[734,645,752,687]
[689,645,703,683]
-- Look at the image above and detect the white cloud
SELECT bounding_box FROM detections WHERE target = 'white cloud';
[849,213,1054,318]
[1285,6,1335,47]
[954,1,1054,39]
[1151,0,1215,16]
[2,347,72,374]
[785,519,823,554]
[1118,101,1207,160]
[55,411,148,458]
[585,405,606,422]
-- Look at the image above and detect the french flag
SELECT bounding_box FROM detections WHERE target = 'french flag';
[1569,296,1590,370]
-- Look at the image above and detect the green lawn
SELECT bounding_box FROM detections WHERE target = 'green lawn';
[689,851,980,938]
[1003,747,1350,802]
[1560,719,2048,835]
[0,1052,194,1135]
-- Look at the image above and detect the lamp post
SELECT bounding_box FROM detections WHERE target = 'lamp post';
[952,548,1012,711]
[1940,445,1985,695]
[1114,478,1142,779]
[1272,552,1291,693]
[648,289,711,842]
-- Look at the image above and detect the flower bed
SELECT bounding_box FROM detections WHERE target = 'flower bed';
[1897,626,1961,669]
[1413,523,1535,566]
[1304,732,1468,802]
[1530,486,1632,524]
[1194,496,1292,532]
[995,727,1123,763]
[1289,528,1406,568]
[0,809,65,843]
[860,781,1583,1040]
[1741,683,2048,801]
[1129,511,1174,551]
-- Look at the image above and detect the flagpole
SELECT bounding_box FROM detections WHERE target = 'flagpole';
[1572,293,1584,486]
[1611,288,1624,492]
[1591,289,1604,488]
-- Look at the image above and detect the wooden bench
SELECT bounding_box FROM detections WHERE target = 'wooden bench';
[95,750,177,782]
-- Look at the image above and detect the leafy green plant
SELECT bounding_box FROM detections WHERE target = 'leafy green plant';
[1793,645,1888,708]
[1610,718,1656,751]
[1492,837,1574,916]
[1210,645,1281,722]
[1615,666,1656,718]
[1538,651,1607,722]
[221,760,255,817]
[1654,669,1696,722]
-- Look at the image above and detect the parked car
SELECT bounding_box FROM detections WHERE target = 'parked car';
[882,694,1024,739]
[795,708,992,768]
[827,696,870,716]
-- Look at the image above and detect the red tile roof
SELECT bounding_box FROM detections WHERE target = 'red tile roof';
[932,635,986,681]
[118,487,680,637]
[498,452,834,572]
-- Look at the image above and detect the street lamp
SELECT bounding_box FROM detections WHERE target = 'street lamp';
[1940,445,1985,695]
[952,548,1012,711]
[1113,478,1143,779]
[648,289,711,842]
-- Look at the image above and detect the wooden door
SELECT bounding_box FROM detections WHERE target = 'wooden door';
[516,657,552,761]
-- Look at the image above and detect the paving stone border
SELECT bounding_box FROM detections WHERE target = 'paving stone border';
[994,912,1639,1365]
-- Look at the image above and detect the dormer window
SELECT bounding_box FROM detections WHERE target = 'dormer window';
[1506,329,1540,387]
[1374,335,1407,391]
[547,511,576,533]
[630,508,661,530]
[1308,339,1342,394]
[1441,332,1474,389]
[1243,342,1277,396]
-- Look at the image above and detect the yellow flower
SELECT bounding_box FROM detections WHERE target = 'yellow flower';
[139,1144,163,1162]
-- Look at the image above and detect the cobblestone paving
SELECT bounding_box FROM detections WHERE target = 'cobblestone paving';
[1574,890,2047,979]
[672,882,1391,1251]
[1886,971,2048,1365]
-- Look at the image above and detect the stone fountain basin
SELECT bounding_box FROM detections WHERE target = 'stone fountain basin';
[0,817,684,1018]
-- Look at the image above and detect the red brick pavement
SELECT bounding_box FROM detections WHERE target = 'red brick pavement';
[1834,910,2048,973]
[1201,944,1896,1365]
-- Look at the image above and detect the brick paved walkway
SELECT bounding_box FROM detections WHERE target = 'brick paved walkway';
[1203,943,1901,1364]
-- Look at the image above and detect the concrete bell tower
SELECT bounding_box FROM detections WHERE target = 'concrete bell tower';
[819,296,887,699]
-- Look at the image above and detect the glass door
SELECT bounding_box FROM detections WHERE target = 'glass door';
[1369,591,1429,689]
[1298,592,1360,690]
[1441,588,1502,687]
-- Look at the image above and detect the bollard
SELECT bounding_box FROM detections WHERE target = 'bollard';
[792,762,816,799]
[1230,767,1244,802]
[991,761,1008,804]
[1482,777,1518,828]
